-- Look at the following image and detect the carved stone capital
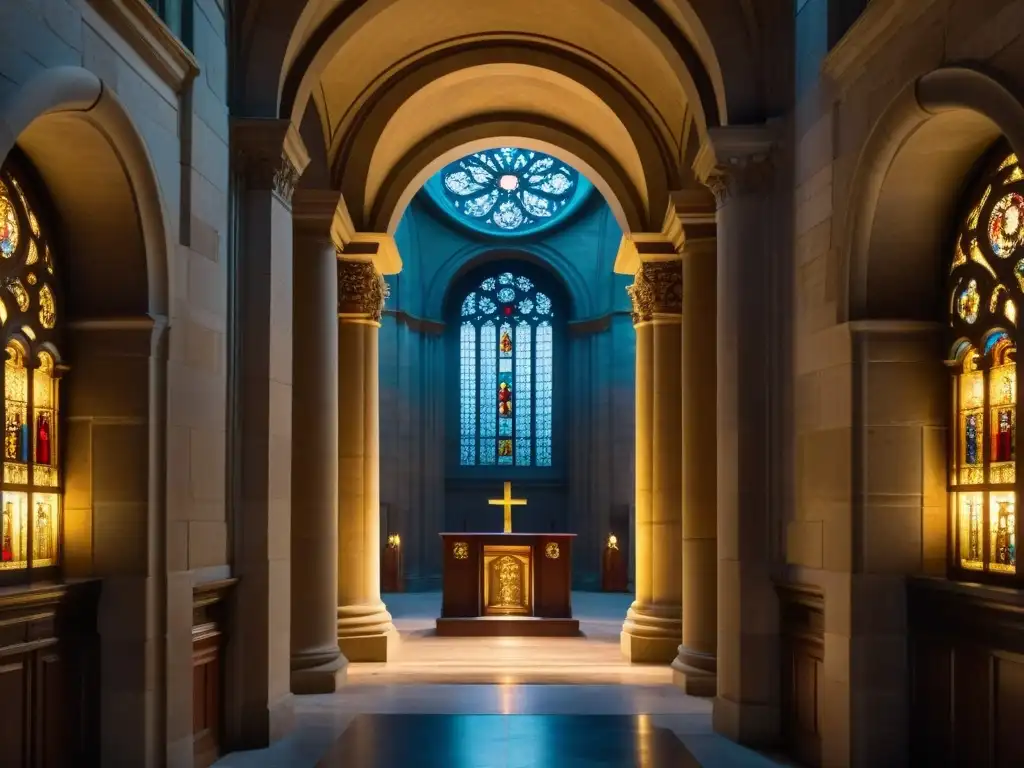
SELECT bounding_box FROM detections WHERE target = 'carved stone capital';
[693,125,778,209]
[337,259,389,321]
[627,260,682,324]
[231,118,310,208]
[705,154,775,208]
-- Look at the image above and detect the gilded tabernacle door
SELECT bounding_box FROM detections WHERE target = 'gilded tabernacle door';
[482,544,531,616]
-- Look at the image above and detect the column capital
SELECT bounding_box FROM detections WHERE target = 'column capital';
[693,124,779,207]
[627,259,682,324]
[337,258,389,322]
[231,118,311,207]
[292,189,344,246]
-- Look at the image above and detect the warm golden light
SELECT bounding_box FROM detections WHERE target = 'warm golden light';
[607,533,618,549]
[387,533,401,549]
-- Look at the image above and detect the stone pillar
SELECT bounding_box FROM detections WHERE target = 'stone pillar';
[289,191,347,692]
[621,259,683,662]
[336,257,398,662]
[672,232,719,696]
[228,119,309,748]
[703,126,781,744]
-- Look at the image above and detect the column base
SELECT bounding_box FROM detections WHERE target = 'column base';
[291,654,348,694]
[713,695,780,747]
[337,601,399,662]
[620,602,682,663]
[671,645,717,696]
[337,629,399,662]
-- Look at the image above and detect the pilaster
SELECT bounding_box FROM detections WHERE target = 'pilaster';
[697,124,783,746]
[226,118,309,747]
[289,190,348,693]
[336,256,398,662]
[621,255,684,663]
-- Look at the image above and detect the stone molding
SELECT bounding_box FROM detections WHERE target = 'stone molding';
[85,0,199,94]
[338,259,389,321]
[292,189,343,242]
[627,260,682,324]
[231,118,310,207]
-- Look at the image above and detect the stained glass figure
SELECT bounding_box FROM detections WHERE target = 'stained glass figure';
[957,279,981,324]
[0,164,63,579]
[949,142,1024,577]
[436,148,583,236]
[457,270,557,467]
[989,193,1024,257]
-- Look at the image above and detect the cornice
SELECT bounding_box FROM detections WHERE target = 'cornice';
[85,0,199,95]
[822,0,944,90]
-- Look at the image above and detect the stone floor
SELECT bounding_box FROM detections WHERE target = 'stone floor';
[214,592,788,767]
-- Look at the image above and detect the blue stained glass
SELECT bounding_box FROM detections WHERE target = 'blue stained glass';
[435,147,583,236]
[986,331,1010,355]
[516,322,532,466]
[460,323,476,466]
[535,321,553,466]
[458,271,554,468]
[965,413,979,465]
[479,322,497,465]
[535,293,552,315]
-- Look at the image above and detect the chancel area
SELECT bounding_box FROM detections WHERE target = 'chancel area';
[9,0,1024,766]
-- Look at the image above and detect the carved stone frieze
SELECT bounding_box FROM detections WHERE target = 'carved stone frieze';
[337,259,390,321]
[627,260,682,324]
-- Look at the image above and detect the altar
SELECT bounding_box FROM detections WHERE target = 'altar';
[436,482,579,637]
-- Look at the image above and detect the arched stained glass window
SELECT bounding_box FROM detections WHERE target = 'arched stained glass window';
[427,147,591,237]
[459,271,554,467]
[949,143,1024,578]
[0,164,63,584]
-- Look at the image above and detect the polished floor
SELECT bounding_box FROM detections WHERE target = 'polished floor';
[214,592,787,768]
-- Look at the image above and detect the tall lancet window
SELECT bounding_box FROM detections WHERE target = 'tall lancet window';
[459,271,554,467]
[949,144,1024,578]
[0,164,63,583]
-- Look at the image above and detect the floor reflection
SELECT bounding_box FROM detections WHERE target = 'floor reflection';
[317,714,695,768]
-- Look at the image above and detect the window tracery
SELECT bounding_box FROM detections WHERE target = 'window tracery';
[949,145,1024,577]
[437,148,582,236]
[0,165,63,581]
[459,271,554,467]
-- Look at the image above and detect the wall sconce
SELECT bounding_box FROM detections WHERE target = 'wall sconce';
[387,533,401,549]
[607,533,618,550]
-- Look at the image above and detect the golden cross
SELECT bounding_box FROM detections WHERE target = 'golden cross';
[488,481,528,534]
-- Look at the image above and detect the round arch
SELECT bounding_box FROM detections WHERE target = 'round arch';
[429,242,594,321]
[0,67,170,318]
[372,125,644,238]
[843,66,1024,323]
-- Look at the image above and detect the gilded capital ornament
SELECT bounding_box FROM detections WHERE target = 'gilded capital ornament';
[337,259,389,321]
[627,260,682,323]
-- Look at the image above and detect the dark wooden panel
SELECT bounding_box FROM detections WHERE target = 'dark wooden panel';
[534,537,572,618]
[192,579,235,768]
[995,656,1024,767]
[0,656,27,767]
[954,645,991,766]
[910,639,953,766]
[440,535,481,617]
[35,651,64,768]
[777,583,824,768]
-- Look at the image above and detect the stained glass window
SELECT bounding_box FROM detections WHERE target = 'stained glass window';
[428,147,590,237]
[0,164,63,582]
[949,143,1023,577]
[458,271,555,467]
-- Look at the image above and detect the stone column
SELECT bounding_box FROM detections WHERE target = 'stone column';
[621,259,683,662]
[703,126,781,744]
[228,119,309,747]
[336,257,398,662]
[672,232,719,696]
[289,191,347,692]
